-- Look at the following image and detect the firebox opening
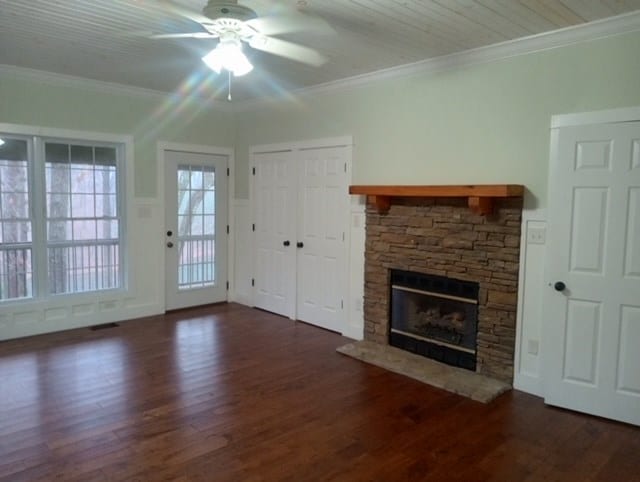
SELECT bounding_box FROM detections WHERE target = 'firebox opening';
[389,269,479,371]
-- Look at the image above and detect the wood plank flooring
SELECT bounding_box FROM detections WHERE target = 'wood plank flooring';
[0,303,638,481]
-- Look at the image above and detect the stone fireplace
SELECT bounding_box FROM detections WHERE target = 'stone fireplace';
[363,196,523,383]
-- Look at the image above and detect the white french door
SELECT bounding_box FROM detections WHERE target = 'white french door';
[252,140,351,333]
[543,119,640,426]
[296,146,349,332]
[164,150,228,310]
[253,150,297,318]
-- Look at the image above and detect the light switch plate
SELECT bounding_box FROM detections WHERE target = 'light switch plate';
[527,226,546,245]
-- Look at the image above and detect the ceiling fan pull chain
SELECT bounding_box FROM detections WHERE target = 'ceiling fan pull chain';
[228,71,232,102]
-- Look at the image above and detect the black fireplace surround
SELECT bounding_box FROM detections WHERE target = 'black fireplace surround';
[389,269,479,371]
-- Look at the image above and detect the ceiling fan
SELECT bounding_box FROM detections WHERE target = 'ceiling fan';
[152,0,331,77]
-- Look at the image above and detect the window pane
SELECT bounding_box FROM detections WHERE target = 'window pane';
[95,147,116,166]
[1,221,32,243]
[47,194,71,218]
[2,193,29,219]
[46,164,70,194]
[72,220,97,240]
[190,170,203,190]
[0,139,28,162]
[95,167,116,194]
[0,164,28,193]
[203,215,215,236]
[178,190,190,216]
[70,167,95,193]
[71,194,95,218]
[0,247,33,300]
[98,220,118,240]
[70,145,92,165]
[47,221,72,242]
[191,216,203,236]
[203,191,215,215]
[45,143,69,164]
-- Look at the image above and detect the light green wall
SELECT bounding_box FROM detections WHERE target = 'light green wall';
[235,30,640,207]
[2,30,639,203]
[0,76,235,197]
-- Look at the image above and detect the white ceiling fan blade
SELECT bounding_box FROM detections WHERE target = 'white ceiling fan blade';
[149,32,218,39]
[249,36,327,67]
[155,1,216,27]
[246,13,334,36]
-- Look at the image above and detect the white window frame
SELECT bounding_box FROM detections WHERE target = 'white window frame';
[0,123,134,306]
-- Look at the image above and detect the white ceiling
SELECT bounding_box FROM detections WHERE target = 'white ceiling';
[1,0,639,101]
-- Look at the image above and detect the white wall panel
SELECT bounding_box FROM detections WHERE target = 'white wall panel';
[0,198,164,340]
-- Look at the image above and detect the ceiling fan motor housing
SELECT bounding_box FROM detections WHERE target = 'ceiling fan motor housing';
[203,1,258,22]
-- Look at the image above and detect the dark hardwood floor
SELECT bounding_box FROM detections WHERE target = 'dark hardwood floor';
[0,303,638,481]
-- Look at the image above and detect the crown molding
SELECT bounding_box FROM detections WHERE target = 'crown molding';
[0,64,234,112]
[234,9,640,112]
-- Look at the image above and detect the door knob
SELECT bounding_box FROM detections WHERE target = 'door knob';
[166,241,174,248]
[297,242,304,248]
[554,281,566,292]
[283,240,290,247]
[166,230,173,237]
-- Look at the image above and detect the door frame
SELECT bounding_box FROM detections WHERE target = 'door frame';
[157,141,235,311]
[249,136,353,330]
[542,104,640,403]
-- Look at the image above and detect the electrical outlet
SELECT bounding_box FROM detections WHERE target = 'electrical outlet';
[527,226,546,245]
[527,339,539,355]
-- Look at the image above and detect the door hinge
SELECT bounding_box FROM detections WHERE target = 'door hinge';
[252,167,256,175]
[341,299,344,309]
[342,232,345,242]
[227,167,230,176]
[252,223,255,232]
[251,278,255,287]
[226,225,230,234]
[344,162,347,173]
[226,281,229,290]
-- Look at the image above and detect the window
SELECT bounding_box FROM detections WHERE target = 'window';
[0,139,32,300]
[0,134,124,302]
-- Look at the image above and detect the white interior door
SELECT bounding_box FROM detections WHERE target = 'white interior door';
[296,146,349,332]
[543,120,640,426]
[165,150,228,310]
[252,150,296,318]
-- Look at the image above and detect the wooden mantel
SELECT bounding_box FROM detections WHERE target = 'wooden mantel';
[349,184,524,215]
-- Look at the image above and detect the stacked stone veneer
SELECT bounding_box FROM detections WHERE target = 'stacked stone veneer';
[364,197,523,383]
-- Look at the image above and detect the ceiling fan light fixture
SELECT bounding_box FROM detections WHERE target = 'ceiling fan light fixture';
[202,37,253,77]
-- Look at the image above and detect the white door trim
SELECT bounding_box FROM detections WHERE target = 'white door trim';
[157,141,235,311]
[551,105,640,128]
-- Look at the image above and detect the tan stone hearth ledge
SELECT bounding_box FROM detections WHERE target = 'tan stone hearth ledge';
[337,340,511,403]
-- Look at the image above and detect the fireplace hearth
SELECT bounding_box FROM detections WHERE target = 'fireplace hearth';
[389,269,479,371]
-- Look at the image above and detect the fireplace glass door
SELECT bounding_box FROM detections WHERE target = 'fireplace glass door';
[389,270,479,370]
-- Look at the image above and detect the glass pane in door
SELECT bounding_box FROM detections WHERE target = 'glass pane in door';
[176,165,216,290]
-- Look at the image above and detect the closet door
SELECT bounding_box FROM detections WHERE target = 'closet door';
[296,146,349,332]
[252,150,296,318]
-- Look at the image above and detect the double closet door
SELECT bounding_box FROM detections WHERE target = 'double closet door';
[252,140,351,333]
